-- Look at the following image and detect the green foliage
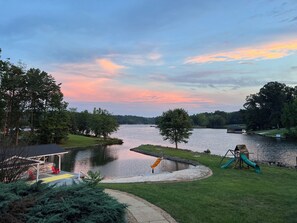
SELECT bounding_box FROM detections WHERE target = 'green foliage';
[281,98,297,139]
[0,51,69,145]
[243,82,296,130]
[0,181,50,222]
[191,110,243,128]
[191,113,209,126]
[82,170,103,186]
[38,110,69,144]
[157,108,193,149]
[61,134,123,148]
[26,184,126,223]
[91,108,119,139]
[67,108,119,139]
[114,115,155,124]
[75,110,92,135]
[0,181,127,223]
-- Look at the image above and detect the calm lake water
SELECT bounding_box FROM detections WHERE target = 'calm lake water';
[61,125,297,178]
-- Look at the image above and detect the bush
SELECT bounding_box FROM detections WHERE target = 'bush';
[0,181,127,223]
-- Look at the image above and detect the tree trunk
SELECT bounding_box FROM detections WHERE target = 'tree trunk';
[175,141,178,149]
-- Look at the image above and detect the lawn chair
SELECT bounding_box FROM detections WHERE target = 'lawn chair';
[28,170,36,180]
[51,165,60,174]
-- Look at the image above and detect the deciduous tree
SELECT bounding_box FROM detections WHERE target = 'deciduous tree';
[157,108,193,149]
[243,82,294,130]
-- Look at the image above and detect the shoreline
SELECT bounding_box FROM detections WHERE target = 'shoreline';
[101,145,213,183]
[130,147,200,166]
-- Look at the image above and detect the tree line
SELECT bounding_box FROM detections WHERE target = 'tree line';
[190,111,243,128]
[0,50,118,146]
[113,111,243,128]
[0,50,68,145]
[68,108,118,139]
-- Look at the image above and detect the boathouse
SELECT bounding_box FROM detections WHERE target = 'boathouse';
[0,144,68,181]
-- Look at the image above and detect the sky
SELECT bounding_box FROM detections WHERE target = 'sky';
[1,0,297,116]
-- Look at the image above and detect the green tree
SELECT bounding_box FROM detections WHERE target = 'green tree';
[208,114,226,128]
[191,113,209,126]
[281,98,297,138]
[76,110,92,135]
[243,82,295,130]
[38,109,69,144]
[157,108,193,149]
[91,108,119,139]
[67,107,78,134]
[0,50,69,144]
[0,58,26,144]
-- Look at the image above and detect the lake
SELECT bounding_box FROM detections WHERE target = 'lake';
[61,125,297,178]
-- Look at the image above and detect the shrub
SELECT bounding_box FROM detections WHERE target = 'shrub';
[0,181,127,223]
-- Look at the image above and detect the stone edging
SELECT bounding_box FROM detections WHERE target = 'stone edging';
[130,147,200,166]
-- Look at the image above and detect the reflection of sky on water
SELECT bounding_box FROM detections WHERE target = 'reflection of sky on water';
[112,125,297,166]
[61,125,297,177]
[61,143,190,178]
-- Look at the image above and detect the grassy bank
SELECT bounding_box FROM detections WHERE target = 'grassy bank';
[254,128,288,138]
[61,134,123,148]
[103,144,297,223]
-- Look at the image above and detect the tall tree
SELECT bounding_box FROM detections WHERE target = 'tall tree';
[91,108,119,139]
[281,98,297,138]
[243,82,294,130]
[0,58,26,144]
[0,50,69,144]
[76,110,92,135]
[157,108,193,149]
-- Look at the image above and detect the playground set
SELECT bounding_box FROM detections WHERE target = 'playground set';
[220,144,260,173]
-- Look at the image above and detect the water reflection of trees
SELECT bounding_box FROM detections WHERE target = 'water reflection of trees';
[61,146,118,173]
[90,146,117,167]
[159,160,189,172]
[250,136,297,166]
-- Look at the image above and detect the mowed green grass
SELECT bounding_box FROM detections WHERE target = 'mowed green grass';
[103,145,297,223]
[254,128,289,138]
[60,134,123,148]
[61,134,99,148]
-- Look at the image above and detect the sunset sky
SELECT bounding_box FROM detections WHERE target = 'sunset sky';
[1,0,297,116]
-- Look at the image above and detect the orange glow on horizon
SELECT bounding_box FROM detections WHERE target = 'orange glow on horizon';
[54,75,213,106]
[185,39,297,64]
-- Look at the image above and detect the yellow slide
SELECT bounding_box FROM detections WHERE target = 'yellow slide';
[151,158,162,169]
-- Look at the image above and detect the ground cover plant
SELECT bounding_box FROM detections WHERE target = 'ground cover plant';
[103,144,297,223]
[0,180,126,223]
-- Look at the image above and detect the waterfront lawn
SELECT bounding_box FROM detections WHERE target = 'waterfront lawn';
[61,134,123,148]
[254,128,289,138]
[103,144,297,223]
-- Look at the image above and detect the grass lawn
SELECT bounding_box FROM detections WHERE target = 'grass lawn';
[102,144,297,223]
[60,134,123,148]
[254,128,288,138]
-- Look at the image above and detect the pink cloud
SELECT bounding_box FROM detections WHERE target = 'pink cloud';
[52,58,126,79]
[55,75,213,106]
[185,39,297,64]
[96,58,126,74]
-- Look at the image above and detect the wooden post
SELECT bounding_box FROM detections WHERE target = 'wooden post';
[58,155,61,171]
[36,163,40,182]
